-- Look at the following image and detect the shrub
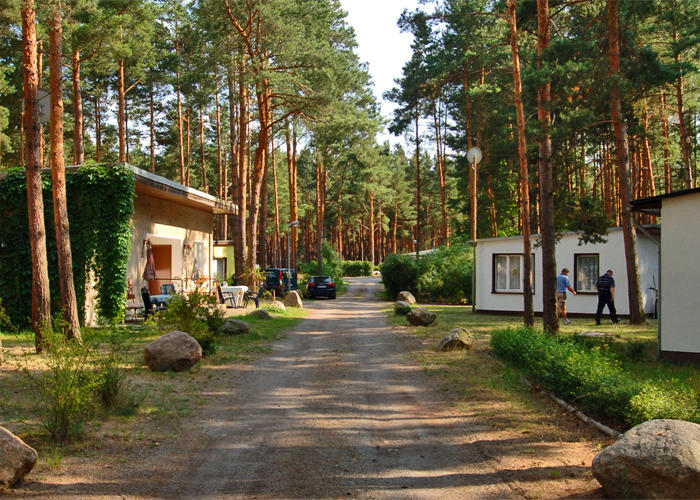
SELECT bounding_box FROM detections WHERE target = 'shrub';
[380,253,418,298]
[20,328,101,442]
[343,261,373,277]
[90,330,132,408]
[160,290,225,336]
[395,304,412,316]
[628,384,700,426]
[490,327,700,426]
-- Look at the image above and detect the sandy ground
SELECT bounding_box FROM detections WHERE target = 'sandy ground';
[9,276,607,499]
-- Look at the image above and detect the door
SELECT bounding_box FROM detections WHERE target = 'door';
[150,245,173,295]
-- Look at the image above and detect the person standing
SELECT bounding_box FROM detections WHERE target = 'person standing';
[556,268,576,324]
[595,269,620,325]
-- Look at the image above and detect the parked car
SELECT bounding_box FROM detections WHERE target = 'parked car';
[264,268,298,296]
[307,276,336,299]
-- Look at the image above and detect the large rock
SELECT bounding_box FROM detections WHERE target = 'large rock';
[397,291,416,304]
[0,427,37,487]
[438,328,474,352]
[394,301,412,315]
[221,319,251,336]
[406,307,436,327]
[249,309,272,320]
[592,419,700,499]
[144,331,202,372]
[283,290,303,308]
[270,300,286,311]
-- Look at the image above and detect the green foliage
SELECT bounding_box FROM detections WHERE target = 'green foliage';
[89,329,133,409]
[19,328,102,442]
[301,242,345,284]
[380,244,473,303]
[490,327,700,426]
[394,304,412,316]
[0,165,134,327]
[342,260,373,277]
[628,384,700,426]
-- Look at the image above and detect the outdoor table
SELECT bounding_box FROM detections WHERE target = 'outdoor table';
[220,286,248,308]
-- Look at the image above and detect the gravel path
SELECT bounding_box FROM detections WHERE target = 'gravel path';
[14,276,603,499]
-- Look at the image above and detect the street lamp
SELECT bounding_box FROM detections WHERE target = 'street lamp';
[287,220,299,291]
[467,146,482,314]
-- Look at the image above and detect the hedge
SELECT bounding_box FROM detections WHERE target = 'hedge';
[490,327,700,426]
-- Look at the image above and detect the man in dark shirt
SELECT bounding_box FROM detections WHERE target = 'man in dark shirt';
[595,269,620,325]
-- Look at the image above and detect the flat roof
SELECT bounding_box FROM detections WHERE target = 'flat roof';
[630,187,700,216]
[0,163,238,216]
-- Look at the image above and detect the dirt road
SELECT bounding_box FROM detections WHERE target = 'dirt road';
[16,276,605,499]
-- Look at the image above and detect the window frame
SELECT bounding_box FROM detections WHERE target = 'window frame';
[491,253,536,294]
[573,253,599,294]
[213,257,227,279]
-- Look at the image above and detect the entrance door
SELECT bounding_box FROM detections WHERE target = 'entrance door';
[150,245,173,295]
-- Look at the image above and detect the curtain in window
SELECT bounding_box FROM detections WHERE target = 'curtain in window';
[496,256,508,290]
[509,256,521,290]
[577,255,598,291]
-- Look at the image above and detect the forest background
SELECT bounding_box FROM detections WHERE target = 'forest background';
[1,0,699,334]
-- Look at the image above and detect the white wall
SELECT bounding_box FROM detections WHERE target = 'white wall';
[660,193,700,354]
[476,228,659,316]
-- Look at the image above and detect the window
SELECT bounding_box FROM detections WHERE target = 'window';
[575,254,599,293]
[192,241,206,279]
[493,254,535,293]
[213,257,227,279]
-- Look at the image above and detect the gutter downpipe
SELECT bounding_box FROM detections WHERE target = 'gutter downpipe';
[631,218,661,360]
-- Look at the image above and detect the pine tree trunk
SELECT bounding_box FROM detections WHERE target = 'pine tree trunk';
[176,47,185,184]
[23,0,51,351]
[236,60,248,277]
[215,74,225,238]
[674,33,693,189]
[259,137,269,269]
[95,94,102,161]
[660,93,672,193]
[117,57,126,162]
[49,1,81,340]
[186,106,191,187]
[149,84,155,173]
[199,106,207,193]
[537,0,558,333]
[286,117,299,270]
[247,83,271,270]
[368,191,375,265]
[509,0,534,326]
[272,135,281,268]
[414,113,421,261]
[71,43,83,165]
[432,101,448,245]
[609,0,646,325]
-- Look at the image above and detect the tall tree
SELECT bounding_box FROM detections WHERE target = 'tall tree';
[608,0,646,324]
[23,0,51,350]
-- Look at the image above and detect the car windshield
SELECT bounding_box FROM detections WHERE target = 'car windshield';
[310,276,332,284]
[264,271,278,278]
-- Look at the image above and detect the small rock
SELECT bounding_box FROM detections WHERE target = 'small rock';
[249,309,272,320]
[397,291,416,304]
[283,291,303,308]
[438,328,474,352]
[144,331,202,372]
[270,300,286,311]
[0,427,37,487]
[592,419,700,499]
[577,331,615,338]
[406,307,436,327]
[221,319,252,336]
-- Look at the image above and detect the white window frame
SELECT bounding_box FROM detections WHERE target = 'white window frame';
[493,254,535,293]
[574,253,599,293]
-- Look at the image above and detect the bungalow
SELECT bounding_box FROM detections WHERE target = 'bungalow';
[475,226,659,319]
[88,165,237,325]
[631,187,700,363]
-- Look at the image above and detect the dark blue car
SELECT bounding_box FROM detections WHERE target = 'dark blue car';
[307,276,336,299]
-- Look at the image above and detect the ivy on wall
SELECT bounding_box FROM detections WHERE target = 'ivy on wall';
[0,164,135,327]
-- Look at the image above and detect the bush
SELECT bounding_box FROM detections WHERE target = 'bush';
[343,261,373,277]
[490,327,700,426]
[301,242,345,284]
[381,243,473,303]
[20,328,101,442]
[159,290,225,336]
[90,330,132,408]
[395,304,412,316]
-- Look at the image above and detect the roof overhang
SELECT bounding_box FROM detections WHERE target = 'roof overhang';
[0,163,237,216]
[630,187,700,216]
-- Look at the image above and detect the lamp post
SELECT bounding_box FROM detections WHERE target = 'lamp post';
[467,147,482,314]
[287,220,299,291]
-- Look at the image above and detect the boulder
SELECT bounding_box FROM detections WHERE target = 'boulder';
[394,301,412,315]
[406,307,436,327]
[592,419,700,499]
[221,319,252,336]
[397,291,416,304]
[249,309,272,320]
[144,331,202,372]
[438,328,474,352]
[270,300,286,311]
[283,290,303,308]
[0,427,37,487]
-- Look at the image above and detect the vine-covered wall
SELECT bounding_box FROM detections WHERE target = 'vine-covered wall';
[0,164,135,327]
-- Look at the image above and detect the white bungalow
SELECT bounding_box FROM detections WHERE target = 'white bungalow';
[631,188,700,364]
[475,226,659,319]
